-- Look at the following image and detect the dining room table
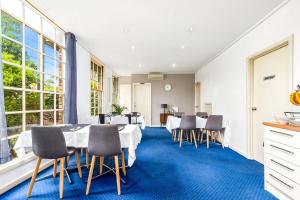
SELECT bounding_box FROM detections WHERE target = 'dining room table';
[165,115,231,147]
[14,124,143,167]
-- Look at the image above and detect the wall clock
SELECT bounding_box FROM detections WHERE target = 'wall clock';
[164,84,172,92]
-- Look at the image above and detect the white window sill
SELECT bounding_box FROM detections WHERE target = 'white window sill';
[0,153,36,174]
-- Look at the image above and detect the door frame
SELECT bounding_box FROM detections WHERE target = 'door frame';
[195,82,201,114]
[246,35,294,160]
[132,82,152,125]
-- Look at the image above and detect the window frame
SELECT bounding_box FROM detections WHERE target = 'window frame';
[90,59,103,116]
[1,2,66,160]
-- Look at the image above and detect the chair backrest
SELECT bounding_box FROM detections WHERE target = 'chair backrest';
[205,115,223,131]
[179,115,196,130]
[174,112,185,118]
[125,114,132,124]
[98,114,106,124]
[31,127,68,159]
[88,125,122,156]
[110,116,129,125]
[131,112,141,117]
[196,112,208,118]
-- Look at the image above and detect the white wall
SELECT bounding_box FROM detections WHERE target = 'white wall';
[195,0,300,157]
[76,43,113,124]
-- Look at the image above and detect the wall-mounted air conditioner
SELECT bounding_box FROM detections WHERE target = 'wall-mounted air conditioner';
[148,72,164,80]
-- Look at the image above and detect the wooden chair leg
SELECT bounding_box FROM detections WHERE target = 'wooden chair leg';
[59,157,65,199]
[27,158,42,198]
[177,129,181,142]
[219,130,224,149]
[85,148,89,168]
[121,152,126,176]
[74,149,82,178]
[67,155,70,164]
[207,130,210,149]
[192,130,197,148]
[86,155,96,195]
[114,155,121,195]
[81,148,84,156]
[201,129,204,144]
[53,159,57,178]
[99,156,104,175]
[190,131,193,143]
[180,130,183,147]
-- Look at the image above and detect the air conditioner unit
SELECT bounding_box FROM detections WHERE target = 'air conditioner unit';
[148,73,164,80]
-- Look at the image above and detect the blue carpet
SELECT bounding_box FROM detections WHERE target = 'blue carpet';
[1,127,276,200]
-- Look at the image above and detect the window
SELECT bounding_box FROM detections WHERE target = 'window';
[1,2,65,159]
[90,60,103,116]
[112,76,119,105]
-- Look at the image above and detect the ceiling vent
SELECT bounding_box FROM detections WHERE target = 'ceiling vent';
[148,72,164,81]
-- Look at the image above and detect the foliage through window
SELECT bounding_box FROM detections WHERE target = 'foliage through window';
[90,60,103,116]
[1,4,65,159]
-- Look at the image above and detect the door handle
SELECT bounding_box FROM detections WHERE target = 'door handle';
[252,107,257,111]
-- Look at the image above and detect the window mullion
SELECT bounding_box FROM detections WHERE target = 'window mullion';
[21,2,26,132]
[40,17,44,126]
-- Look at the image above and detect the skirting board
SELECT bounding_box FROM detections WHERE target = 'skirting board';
[228,145,249,159]
[0,159,53,195]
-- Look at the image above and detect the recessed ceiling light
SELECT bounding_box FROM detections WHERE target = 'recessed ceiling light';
[188,27,193,32]
[138,64,142,68]
[122,27,130,34]
[181,45,185,49]
[131,45,135,50]
[172,63,176,68]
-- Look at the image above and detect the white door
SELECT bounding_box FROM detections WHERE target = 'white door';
[133,83,151,125]
[195,82,200,113]
[252,45,290,164]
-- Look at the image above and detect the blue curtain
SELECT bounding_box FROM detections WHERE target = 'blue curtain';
[64,33,78,124]
[0,43,11,164]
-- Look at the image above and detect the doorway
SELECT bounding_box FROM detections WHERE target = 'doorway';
[247,37,293,164]
[119,84,132,112]
[133,83,151,125]
[195,82,200,113]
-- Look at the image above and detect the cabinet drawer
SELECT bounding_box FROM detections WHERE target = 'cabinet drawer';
[265,140,300,166]
[265,168,300,200]
[266,154,300,184]
[265,128,300,149]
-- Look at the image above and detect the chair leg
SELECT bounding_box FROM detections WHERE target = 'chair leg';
[219,130,224,149]
[99,156,104,175]
[85,148,89,168]
[53,159,57,178]
[74,149,82,178]
[197,130,200,141]
[27,158,42,198]
[177,129,181,142]
[190,131,193,143]
[192,130,197,148]
[59,157,65,199]
[207,130,210,149]
[201,129,204,144]
[86,155,96,195]
[81,148,84,156]
[179,130,183,147]
[114,155,121,195]
[121,152,126,176]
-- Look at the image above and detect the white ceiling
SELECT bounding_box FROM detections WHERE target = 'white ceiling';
[30,0,285,75]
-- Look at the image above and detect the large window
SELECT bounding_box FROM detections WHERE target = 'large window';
[90,60,103,116]
[1,0,65,158]
[112,76,119,105]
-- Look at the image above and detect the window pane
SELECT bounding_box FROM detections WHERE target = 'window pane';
[56,94,63,109]
[43,37,54,57]
[8,137,19,158]
[43,112,54,126]
[1,0,23,20]
[56,111,63,124]
[26,69,40,90]
[56,78,64,93]
[26,92,40,110]
[25,6,41,32]
[43,56,55,75]
[42,19,55,41]
[25,47,39,70]
[26,112,40,130]
[43,74,55,92]
[1,11,23,42]
[2,37,22,65]
[3,63,22,88]
[25,26,39,50]
[6,114,22,137]
[91,92,94,108]
[4,90,22,111]
[44,93,54,110]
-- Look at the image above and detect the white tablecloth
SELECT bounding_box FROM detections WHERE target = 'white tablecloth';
[166,116,230,147]
[14,124,142,167]
[108,116,146,129]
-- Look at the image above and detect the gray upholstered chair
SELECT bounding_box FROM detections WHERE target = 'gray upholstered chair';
[203,115,224,149]
[196,112,208,118]
[174,112,185,118]
[178,115,197,148]
[131,112,141,124]
[86,125,126,196]
[27,127,82,199]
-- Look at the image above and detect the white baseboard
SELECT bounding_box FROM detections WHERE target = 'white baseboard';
[228,144,250,159]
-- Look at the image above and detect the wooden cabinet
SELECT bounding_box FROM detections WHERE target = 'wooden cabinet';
[160,113,173,126]
[263,122,300,200]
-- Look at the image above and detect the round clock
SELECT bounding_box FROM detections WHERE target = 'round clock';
[164,84,172,92]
